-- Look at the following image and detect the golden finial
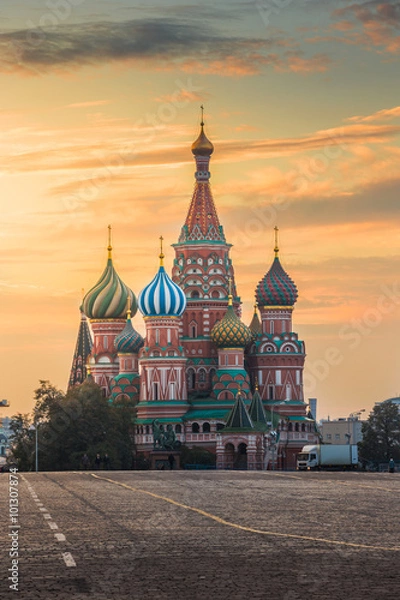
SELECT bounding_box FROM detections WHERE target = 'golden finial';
[228,276,233,306]
[253,303,258,315]
[107,224,112,259]
[127,295,132,319]
[86,363,91,376]
[200,104,204,127]
[255,379,259,391]
[274,226,279,257]
[159,235,164,267]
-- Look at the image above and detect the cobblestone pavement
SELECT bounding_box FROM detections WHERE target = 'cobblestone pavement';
[1,470,399,600]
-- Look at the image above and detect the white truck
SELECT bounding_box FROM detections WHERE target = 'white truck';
[297,444,358,470]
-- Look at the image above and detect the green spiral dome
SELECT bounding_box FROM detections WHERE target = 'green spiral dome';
[211,304,252,348]
[82,258,137,320]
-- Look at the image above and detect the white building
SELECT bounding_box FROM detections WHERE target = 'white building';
[319,416,364,445]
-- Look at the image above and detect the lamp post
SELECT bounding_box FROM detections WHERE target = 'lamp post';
[29,423,39,472]
[348,409,365,444]
[267,399,290,470]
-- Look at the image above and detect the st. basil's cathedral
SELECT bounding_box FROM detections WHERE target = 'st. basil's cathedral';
[69,117,319,469]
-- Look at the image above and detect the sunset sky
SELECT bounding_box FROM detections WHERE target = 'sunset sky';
[1,0,400,421]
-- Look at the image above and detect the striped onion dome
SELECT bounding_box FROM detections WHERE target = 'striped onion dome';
[138,254,186,317]
[115,315,144,354]
[211,300,252,349]
[255,256,298,307]
[82,236,137,319]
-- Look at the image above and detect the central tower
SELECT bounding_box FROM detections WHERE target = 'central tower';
[172,111,239,396]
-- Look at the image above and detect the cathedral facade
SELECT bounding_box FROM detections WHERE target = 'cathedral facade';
[69,119,318,469]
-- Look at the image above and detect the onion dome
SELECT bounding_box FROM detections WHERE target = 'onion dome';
[191,108,214,156]
[249,304,262,337]
[115,303,144,354]
[255,227,298,307]
[82,226,137,320]
[138,238,186,317]
[211,283,252,348]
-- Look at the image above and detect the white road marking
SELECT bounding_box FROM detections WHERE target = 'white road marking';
[48,521,58,530]
[55,533,66,542]
[62,552,77,568]
[43,513,51,520]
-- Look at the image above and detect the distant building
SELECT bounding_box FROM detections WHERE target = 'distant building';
[0,416,12,458]
[308,398,317,420]
[375,397,400,410]
[319,417,364,445]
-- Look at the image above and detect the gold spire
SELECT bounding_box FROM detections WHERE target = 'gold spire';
[274,226,279,257]
[107,224,112,259]
[86,363,91,376]
[191,106,214,156]
[159,235,164,267]
[254,378,259,391]
[228,276,233,306]
[253,303,258,315]
[127,295,132,319]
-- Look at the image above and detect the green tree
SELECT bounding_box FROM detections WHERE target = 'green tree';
[9,413,35,471]
[10,380,137,471]
[358,402,400,465]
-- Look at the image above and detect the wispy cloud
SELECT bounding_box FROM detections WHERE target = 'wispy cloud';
[64,100,111,109]
[331,1,400,53]
[0,18,331,77]
[3,121,399,174]
[347,105,400,123]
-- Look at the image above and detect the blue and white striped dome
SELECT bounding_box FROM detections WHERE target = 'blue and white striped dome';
[138,265,186,317]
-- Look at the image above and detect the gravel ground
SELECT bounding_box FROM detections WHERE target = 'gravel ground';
[1,470,399,599]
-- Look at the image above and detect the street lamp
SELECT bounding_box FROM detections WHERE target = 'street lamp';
[348,409,365,444]
[29,423,39,472]
[267,399,290,470]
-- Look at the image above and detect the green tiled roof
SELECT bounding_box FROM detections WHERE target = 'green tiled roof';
[136,417,183,425]
[184,409,230,420]
[225,394,254,430]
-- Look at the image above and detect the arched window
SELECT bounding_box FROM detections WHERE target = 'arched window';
[191,291,200,298]
[145,425,150,434]
[203,422,211,433]
[187,368,196,390]
[190,320,197,338]
[301,423,306,432]
[288,422,293,432]
[295,422,299,432]
[104,336,108,349]
[153,382,159,400]
[192,422,200,433]
[175,424,182,434]
[198,368,206,383]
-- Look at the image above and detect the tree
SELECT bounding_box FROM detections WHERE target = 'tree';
[10,380,137,471]
[358,402,400,465]
[9,413,35,471]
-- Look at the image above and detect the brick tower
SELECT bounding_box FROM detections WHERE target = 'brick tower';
[172,111,239,396]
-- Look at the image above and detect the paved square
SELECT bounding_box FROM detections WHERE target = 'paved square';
[1,471,399,599]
